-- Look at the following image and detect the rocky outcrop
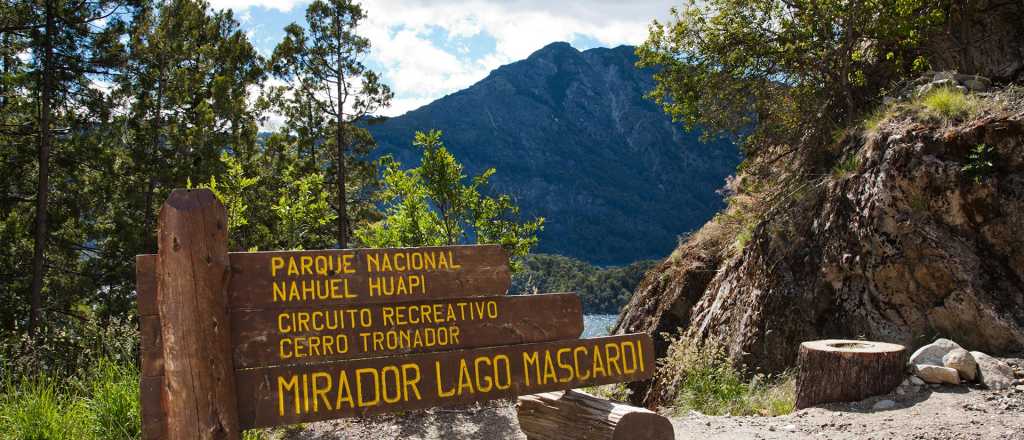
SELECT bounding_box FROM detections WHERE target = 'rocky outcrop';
[926,0,1024,82]
[616,90,1024,407]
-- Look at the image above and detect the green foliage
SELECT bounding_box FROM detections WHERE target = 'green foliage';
[273,165,337,250]
[190,152,260,231]
[639,0,947,154]
[659,334,795,416]
[831,153,863,179]
[356,130,543,269]
[268,0,393,247]
[962,143,996,183]
[0,358,139,440]
[510,254,655,314]
[919,87,981,120]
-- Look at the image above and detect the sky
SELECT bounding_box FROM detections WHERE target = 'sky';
[210,0,675,117]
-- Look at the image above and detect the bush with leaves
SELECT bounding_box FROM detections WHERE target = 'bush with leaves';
[356,130,543,269]
[639,0,948,156]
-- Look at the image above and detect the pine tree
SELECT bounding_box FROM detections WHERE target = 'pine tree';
[269,0,392,248]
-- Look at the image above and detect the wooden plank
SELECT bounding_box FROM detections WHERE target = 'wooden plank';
[136,254,161,439]
[140,315,164,378]
[136,254,157,316]
[228,245,510,309]
[231,293,584,368]
[234,334,655,429]
[135,244,511,311]
[157,189,240,439]
[140,376,165,440]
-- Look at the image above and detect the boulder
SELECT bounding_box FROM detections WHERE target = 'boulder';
[872,400,896,410]
[913,365,960,385]
[942,348,978,381]
[971,351,1014,390]
[909,339,962,366]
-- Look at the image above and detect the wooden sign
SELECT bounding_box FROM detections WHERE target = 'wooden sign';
[137,189,654,440]
[136,244,511,312]
[235,334,654,428]
[231,293,584,368]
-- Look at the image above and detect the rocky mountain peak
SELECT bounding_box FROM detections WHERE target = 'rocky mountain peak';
[369,44,739,265]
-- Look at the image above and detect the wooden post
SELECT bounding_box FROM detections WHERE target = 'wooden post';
[795,339,906,409]
[157,189,240,439]
[516,390,674,440]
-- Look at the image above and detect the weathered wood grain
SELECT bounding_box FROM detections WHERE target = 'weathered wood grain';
[234,334,655,429]
[231,293,584,368]
[517,390,674,440]
[156,189,240,439]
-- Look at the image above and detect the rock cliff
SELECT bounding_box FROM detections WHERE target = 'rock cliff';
[617,86,1024,407]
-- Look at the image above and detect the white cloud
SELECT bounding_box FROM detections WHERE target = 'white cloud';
[208,0,305,12]
[218,0,671,119]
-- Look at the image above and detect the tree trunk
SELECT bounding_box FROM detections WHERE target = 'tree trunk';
[516,390,674,440]
[795,340,906,409]
[29,0,55,333]
[335,122,348,248]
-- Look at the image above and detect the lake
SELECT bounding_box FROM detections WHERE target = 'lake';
[582,314,618,338]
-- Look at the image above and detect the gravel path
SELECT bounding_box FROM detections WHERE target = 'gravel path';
[275,385,1023,440]
[275,356,1024,440]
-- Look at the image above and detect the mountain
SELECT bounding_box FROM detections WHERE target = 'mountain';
[369,42,739,265]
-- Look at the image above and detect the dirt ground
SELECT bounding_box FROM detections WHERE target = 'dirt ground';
[278,384,1024,440]
[279,356,1024,440]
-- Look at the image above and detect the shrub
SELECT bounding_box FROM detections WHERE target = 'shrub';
[658,333,795,416]
[962,143,996,183]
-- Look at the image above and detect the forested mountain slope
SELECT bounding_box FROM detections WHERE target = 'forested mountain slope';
[369,43,739,265]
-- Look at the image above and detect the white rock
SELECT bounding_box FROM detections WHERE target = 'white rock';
[914,364,960,385]
[909,339,963,367]
[782,424,797,432]
[909,376,925,386]
[873,400,896,410]
[971,351,1014,390]
[943,348,978,381]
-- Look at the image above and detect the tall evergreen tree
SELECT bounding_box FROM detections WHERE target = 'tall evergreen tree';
[0,0,128,332]
[269,0,392,248]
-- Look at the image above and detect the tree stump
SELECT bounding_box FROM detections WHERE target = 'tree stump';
[516,390,673,440]
[795,339,906,409]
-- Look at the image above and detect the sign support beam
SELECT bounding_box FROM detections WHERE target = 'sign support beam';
[157,189,241,440]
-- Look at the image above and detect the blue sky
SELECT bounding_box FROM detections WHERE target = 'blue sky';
[211,0,674,117]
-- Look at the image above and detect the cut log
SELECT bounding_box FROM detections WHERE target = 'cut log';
[795,339,906,409]
[516,390,673,440]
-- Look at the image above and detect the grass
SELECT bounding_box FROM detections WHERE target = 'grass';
[864,86,992,134]
[919,87,981,120]
[0,359,137,440]
[831,153,862,179]
[658,333,795,417]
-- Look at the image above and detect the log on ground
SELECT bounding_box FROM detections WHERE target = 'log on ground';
[516,390,673,440]
[795,339,906,409]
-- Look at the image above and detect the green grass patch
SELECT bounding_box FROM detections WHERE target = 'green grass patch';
[831,153,862,179]
[658,334,795,417]
[0,360,134,440]
[919,87,981,121]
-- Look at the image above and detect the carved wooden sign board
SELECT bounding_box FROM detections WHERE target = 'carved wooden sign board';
[137,189,654,439]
